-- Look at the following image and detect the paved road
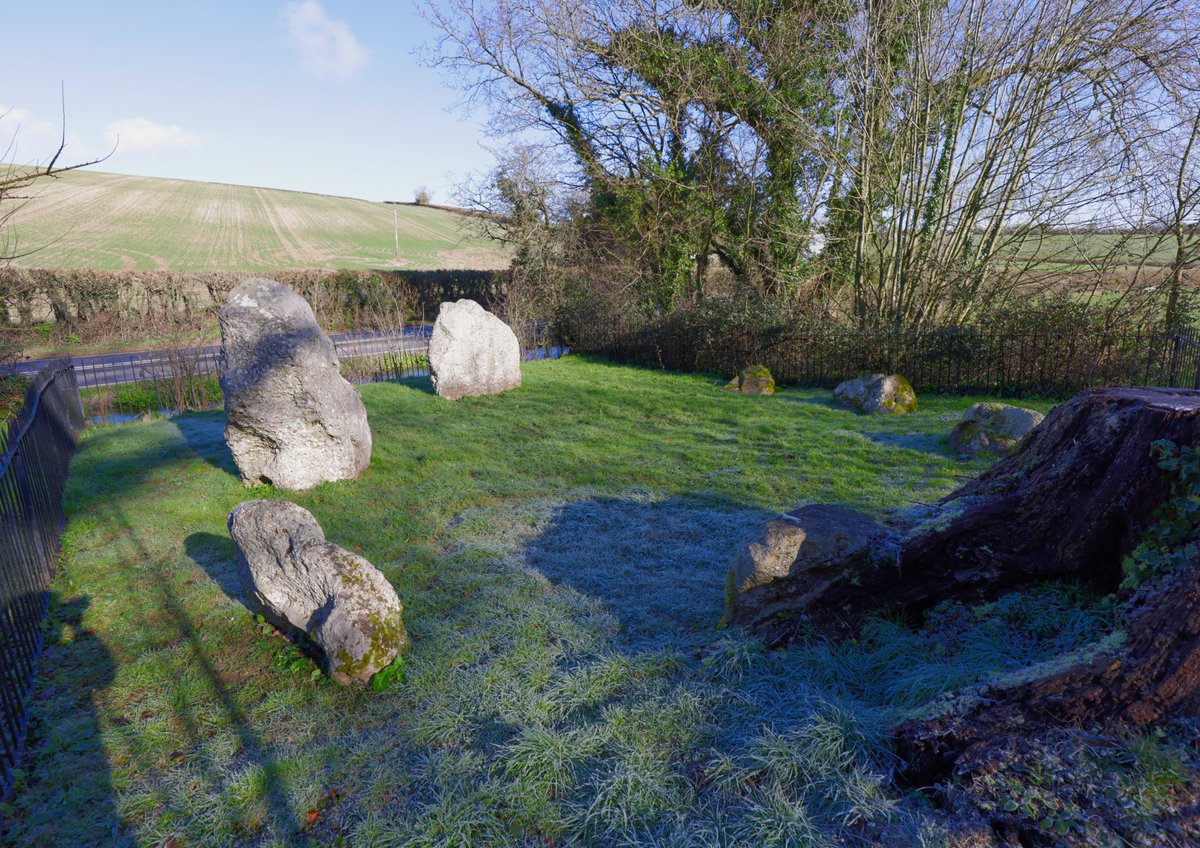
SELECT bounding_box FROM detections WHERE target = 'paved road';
[3,328,433,389]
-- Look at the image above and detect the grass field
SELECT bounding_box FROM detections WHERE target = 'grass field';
[10,358,1192,847]
[1010,232,1198,268]
[5,171,508,271]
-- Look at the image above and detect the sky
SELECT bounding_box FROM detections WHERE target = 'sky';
[3,1,495,204]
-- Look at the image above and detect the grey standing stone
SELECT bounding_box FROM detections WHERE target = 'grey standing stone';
[218,277,371,490]
[428,299,521,399]
[724,504,898,631]
[948,402,1044,456]
[833,373,918,414]
[228,499,408,684]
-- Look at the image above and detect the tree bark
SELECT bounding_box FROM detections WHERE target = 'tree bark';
[895,387,1200,603]
[893,555,1200,786]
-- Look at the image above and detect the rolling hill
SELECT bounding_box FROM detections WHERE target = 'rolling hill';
[4,170,509,271]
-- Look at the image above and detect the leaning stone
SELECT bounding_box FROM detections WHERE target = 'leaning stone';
[228,499,408,684]
[428,299,521,400]
[724,504,899,632]
[218,277,371,491]
[948,402,1044,455]
[833,373,917,414]
[724,364,775,395]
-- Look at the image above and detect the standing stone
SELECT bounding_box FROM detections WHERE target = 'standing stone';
[948,402,1044,455]
[228,499,408,684]
[724,364,775,395]
[218,278,371,490]
[428,299,521,400]
[833,374,917,414]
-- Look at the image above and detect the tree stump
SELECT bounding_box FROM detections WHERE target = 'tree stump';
[753,388,1200,644]
[897,387,1200,602]
[893,555,1200,787]
[876,387,1200,795]
[739,387,1200,792]
[878,387,1200,840]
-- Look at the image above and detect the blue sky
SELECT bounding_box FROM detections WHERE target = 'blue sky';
[3,1,493,203]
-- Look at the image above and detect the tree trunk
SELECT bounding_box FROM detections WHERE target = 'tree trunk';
[875,387,1200,840]
[895,386,1200,608]
[760,388,1200,642]
[893,555,1200,786]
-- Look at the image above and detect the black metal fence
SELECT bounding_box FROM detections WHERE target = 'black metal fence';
[571,316,1200,397]
[0,361,85,798]
[70,324,565,424]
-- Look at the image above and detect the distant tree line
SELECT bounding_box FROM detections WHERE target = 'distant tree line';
[427,0,1200,335]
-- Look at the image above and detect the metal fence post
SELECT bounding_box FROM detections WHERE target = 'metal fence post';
[0,361,84,803]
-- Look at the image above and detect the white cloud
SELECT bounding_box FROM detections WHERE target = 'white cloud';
[104,118,200,154]
[0,104,59,154]
[0,104,101,163]
[284,1,369,81]
[0,104,56,138]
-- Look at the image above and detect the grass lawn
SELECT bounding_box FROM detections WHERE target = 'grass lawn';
[10,357,1140,847]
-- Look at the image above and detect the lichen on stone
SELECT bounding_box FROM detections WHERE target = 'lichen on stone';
[724,364,776,395]
[333,607,409,680]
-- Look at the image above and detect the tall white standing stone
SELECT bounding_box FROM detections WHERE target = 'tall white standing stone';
[218,277,371,490]
[428,299,522,400]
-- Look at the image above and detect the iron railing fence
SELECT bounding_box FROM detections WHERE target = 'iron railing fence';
[0,361,84,799]
[570,316,1200,397]
[69,323,565,424]
[1167,326,1200,390]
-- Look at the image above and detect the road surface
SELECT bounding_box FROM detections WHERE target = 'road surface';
[2,328,433,390]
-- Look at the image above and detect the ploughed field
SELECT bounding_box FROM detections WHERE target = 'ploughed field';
[14,357,1193,847]
[5,170,508,271]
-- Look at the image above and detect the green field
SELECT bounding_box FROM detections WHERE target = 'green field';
[1005,231,1199,273]
[5,170,509,272]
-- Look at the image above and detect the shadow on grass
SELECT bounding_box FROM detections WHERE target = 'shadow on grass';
[173,412,241,479]
[184,531,248,612]
[10,594,125,845]
[777,395,841,409]
[394,375,435,395]
[521,494,771,652]
[102,501,297,840]
[860,430,948,455]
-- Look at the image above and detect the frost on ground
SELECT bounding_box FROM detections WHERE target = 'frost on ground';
[379,490,1117,847]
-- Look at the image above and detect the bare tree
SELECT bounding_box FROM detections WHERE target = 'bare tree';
[427,0,1200,328]
[0,95,109,361]
[819,0,1199,329]
[457,144,571,333]
[1,94,108,263]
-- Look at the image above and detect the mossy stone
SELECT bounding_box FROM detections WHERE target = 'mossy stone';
[724,364,776,395]
[833,374,916,415]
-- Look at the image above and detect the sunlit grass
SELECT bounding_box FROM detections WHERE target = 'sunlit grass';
[12,356,1133,847]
